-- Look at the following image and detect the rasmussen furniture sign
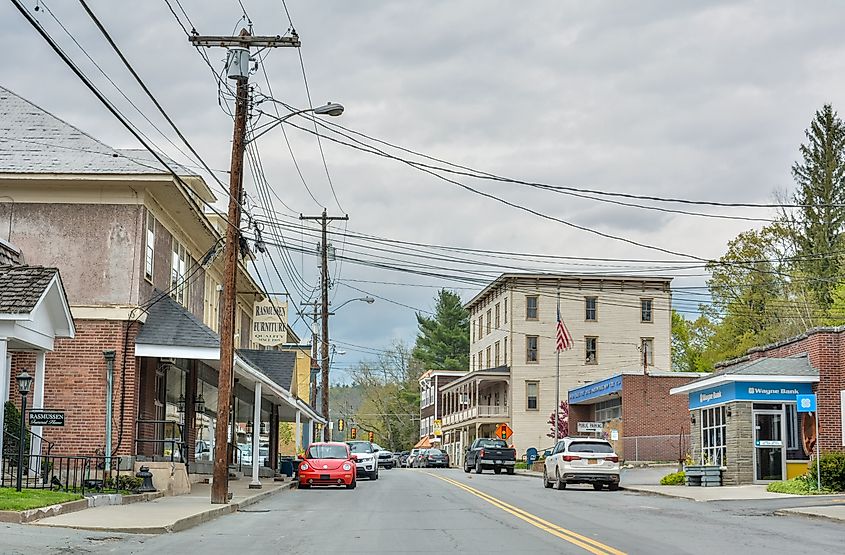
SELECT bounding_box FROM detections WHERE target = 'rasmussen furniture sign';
[251,298,287,347]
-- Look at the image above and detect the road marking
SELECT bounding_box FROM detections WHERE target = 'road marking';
[427,473,626,555]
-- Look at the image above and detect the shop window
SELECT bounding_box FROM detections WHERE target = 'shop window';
[526,335,539,363]
[785,404,811,461]
[585,297,597,321]
[526,295,539,320]
[595,398,621,423]
[701,406,726,466]
[526,381,539,410]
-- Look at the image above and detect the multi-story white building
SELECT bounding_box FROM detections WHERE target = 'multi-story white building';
[440,273,672,465]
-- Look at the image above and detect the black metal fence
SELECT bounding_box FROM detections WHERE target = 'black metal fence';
[134,419,186,463]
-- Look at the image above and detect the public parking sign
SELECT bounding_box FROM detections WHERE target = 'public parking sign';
[28,410,65,427]
[796,394,817,413]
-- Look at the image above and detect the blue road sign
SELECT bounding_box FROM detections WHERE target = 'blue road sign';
[796,394,816,413]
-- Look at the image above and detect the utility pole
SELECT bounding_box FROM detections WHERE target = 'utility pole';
[300,301,320,410]
[300,209,348,440]
[190,28,300,506]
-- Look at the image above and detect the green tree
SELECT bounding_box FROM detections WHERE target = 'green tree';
[671,310,715,373]
[790,104,845,309]
[412,289,469,369]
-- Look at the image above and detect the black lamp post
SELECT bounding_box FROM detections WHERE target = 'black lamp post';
[16,371,33,492]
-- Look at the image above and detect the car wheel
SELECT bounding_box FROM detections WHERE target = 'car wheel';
[371,469,379,480]
[347,479,356,489]
[593,483,603,491]
[554,468,566,490]
[475,460,483,474]
[493,467,502,474]
[506,468,514,475]
[543,467,552,489]
[608,483,619,491]
[463,460,471,473]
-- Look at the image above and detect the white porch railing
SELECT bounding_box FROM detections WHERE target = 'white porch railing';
[443,404,508,426]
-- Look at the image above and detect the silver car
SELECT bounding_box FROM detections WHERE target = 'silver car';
[347,440,379,480]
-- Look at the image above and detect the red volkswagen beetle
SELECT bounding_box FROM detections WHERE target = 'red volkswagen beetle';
[298,442,357,489]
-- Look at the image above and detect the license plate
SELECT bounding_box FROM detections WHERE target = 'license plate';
[495,460,502,464]
[587,459,598,465]
[320,474,330,479]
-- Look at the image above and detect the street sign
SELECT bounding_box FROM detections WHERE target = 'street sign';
[28,410,65,427]
[495,423,513,441]
[433,419,442,437]
[796,394,816,413]
[577,422,603,433]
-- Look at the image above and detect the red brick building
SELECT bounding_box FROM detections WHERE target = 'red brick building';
[568,371,705,462]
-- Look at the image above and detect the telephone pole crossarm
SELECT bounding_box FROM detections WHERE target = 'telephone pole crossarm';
[190,35,301,48]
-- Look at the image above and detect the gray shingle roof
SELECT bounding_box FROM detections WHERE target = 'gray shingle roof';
[0,265,57,314]
[238,349,296,391]
[712,354,818,378]
[0,238,22,266]
[136,291,220,349]
[0,86,194,175]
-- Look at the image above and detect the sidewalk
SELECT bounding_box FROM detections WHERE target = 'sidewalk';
[622,484,795,501]
[32,478,296,534]
[776,504,845,523]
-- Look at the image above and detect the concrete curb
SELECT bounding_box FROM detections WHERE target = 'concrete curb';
[0,498,89,524]
[774,507,845,524]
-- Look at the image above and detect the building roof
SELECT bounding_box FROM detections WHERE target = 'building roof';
[238,349,296,391]
[135,291,220,349]
[670,354,818,395]
[0,265,59,314]
[464,272,673,309]
[0,238,22,266]
[0,86,194,176]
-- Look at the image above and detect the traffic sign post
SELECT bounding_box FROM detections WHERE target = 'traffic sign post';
[796,394,820,491]
[495,423,512,441]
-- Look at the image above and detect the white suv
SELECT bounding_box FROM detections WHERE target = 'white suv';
[347,441,379,480]
[543,437,620,491]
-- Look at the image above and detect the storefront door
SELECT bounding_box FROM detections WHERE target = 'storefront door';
[753,410,785,482]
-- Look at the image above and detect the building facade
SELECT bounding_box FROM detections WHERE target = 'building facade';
[441,273,672,465]
[418,369,465,444]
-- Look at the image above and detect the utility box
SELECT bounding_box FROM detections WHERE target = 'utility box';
[226,47,250,80]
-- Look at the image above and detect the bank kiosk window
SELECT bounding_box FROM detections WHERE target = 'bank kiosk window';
[701,406,726,466]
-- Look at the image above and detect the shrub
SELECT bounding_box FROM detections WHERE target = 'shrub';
[766,475,831,495]
[104,475,144,493]
[660,471,685,485]
[807,452,845,493]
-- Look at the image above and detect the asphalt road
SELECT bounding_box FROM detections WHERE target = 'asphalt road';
[1,468,843,554]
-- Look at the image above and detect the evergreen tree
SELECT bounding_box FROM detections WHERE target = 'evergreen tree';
[791,104,845,309]
[412,289,470,370]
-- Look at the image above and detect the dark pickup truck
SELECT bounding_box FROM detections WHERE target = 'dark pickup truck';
[463,438,516,474]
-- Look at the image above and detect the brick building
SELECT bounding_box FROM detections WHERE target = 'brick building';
[0,86,324,487]
[671,327,845,485]
[567,371,704,462]
[418,369,465,445]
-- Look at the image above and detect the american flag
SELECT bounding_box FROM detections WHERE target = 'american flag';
[556,304,573,352]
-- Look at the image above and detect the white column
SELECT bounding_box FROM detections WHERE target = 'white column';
[0,339,8,464]
[249,382,262,489]
[295,410,301,454]
[29,351,46,474]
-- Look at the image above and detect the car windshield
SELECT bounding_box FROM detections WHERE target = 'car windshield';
[307,445,349,459]
[478,439,508,449]
[348,442,374,454]
[428,449,444,456]
[568,441,614,454]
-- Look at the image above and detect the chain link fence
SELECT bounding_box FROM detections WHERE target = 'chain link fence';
[622,434,689,463]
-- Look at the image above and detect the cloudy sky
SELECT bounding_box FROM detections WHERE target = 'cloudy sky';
[2,1,843,378]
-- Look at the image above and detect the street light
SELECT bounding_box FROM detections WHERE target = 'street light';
[15,371,33,492]
[330,296,375,314]
[248,102,345,144]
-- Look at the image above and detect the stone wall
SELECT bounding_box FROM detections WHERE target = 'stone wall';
[723,402,754,485]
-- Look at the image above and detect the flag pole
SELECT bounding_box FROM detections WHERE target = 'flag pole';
[555,289,560,443]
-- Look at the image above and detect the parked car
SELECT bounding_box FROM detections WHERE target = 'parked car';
[298,442,357,489]
[543,437,620,491]
[398,451,410,467]
[376,448,395,469]
[417,448,449,468]
[195,440,212,462]
[406,448,423,468]
[464,438,516,474]
[347,440,379,480]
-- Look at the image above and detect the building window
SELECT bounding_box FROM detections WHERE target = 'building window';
[486,346,491,368]
[640,338,654,367]
[503,337,508,365]
[471,320,475,343]
[170,239,189,306]
[526,295,538,320]
[526,335,539,363]
[595,398,622,423]
[486,309,492,334]
[495,303,501,330]
[478,351,483,370]
[585,336,598,364]
[526,381,539,410]
[472,354,476,371]
[641,298,653,323]
[504,298,508,323]
[701,406,726,466]
[479,316,484,338]
[144,212,155,282]
[585,297,597,321]
[494,341,501,366]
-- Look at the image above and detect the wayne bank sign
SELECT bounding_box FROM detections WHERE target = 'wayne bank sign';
[689,381,813,409]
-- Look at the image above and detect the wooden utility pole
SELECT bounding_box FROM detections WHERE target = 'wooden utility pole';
[190,29,300,505]
[300,209,348,440]
[300,301,320,410]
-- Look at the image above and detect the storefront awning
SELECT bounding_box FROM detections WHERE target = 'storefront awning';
[413,436,432,449]
[134,291,219,360]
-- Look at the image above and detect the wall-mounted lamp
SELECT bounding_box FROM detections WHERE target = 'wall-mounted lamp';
[726,406,732,418]
[690,412,696,425]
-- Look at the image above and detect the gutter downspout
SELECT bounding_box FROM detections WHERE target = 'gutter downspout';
[103,350,116,470]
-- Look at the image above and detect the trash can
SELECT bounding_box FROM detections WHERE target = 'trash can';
[280,458,295,477]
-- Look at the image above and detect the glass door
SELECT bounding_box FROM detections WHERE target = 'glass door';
[753,411,784,482]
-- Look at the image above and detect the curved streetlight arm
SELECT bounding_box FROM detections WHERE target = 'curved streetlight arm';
[330,296,375,313]
[247,102,344,144]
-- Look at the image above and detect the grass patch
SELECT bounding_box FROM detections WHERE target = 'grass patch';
[514,461,528,470]
[0,488,83,511]
[660,471,685,485]
[766,476,833,495]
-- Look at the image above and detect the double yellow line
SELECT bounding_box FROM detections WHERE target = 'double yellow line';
[427,473,626,555]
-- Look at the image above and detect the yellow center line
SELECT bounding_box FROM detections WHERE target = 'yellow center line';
[427,472,626,555]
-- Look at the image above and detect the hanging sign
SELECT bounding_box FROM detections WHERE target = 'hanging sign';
[29,410,65,427]
[251,298,288,346]
[577,422,603,433]
[433,419,442,437]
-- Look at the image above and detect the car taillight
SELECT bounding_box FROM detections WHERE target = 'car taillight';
[607,456,619,463]
[562,455,581,462]
[480,449,485,458]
